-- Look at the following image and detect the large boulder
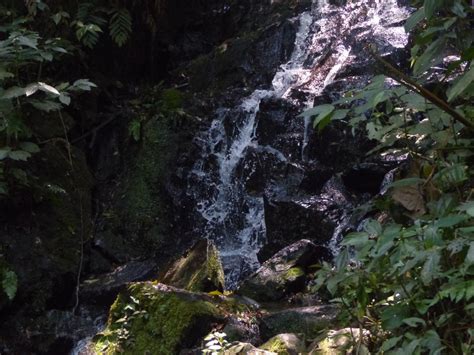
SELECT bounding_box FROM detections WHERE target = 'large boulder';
[260,305,339,340]
[160,239,225,292]
[237,240,330,302]
[259,333,306,355]
[93,282,257,354]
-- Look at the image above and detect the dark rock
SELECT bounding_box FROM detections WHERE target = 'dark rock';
[260,305,339,340]
[259,196,337,262]
[93,230,132,264]
[342,163,389,194]
[187,18,297,94]
[238,240,331,302]
[223,317,260,344]
[80,260,158,306]
[160,239,225,292]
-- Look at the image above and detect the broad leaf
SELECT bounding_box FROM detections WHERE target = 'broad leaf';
[424,0,443,19]
[447,63,474,102]
[1,86,25,99]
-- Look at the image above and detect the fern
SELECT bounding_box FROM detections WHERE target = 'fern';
[74,2,106,48]
[109,8,132,47]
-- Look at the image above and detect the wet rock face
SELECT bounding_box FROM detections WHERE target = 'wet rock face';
[182,0,411,289]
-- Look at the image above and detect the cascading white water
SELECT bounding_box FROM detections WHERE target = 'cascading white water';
[189,0,409,288]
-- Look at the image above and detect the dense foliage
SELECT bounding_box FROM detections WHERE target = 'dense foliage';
[308,0,474,353]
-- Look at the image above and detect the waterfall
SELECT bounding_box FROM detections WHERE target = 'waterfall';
[188,0,409,288]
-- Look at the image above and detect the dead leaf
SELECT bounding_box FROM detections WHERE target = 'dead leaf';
[392,184,426,216]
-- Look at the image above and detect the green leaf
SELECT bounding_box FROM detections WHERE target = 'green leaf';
[413,36,446,75]
[388,177,425,188]
[466,242,474,265]
[72,79,97,91]
[8,150,31,161]
[25,83,41,97]
[342,232,369,249]
[0,67,14,81]
[29,100,62,112]
[15,35,38,49]
[1,86,26,99]
[424,0,443,19]
[59,94,71,106]
[129,119,141,141]
[19,142,40,153]
[381,303,410,330]
[381,336,403,351]
[2,270,17,300]
[403,317,426,327]
[299,105,335,129]
[421,251,441,285]
[447,63,474,102]
[405,8,425,32]
[434,214,468,228]
[38,82,60,96]
[458,201,474,217]
[0,146,11,160]
[364,219,382,236]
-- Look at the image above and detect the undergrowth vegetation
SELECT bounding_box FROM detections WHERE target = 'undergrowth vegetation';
[306,0,474,353]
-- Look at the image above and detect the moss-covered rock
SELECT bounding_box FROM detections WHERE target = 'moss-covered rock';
[160,239,225,292]
[259,333,306,355]
[94,282,224,354]
[308,328,369,355]
[93,282,259,354]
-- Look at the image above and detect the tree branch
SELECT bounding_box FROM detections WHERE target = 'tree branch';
[367,46,474,131]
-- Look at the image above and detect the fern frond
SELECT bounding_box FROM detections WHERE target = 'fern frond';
[109,8,132,47]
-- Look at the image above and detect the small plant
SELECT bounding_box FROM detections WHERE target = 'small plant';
[0,16,96,194]
[202,331,230,354]
[0,262,17,301]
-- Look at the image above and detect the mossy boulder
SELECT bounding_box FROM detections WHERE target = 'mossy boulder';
[93,282,257,354]
[160,239,225,292]
[94,282,224,354]
[308,328,369,355]
[259,333,306,355]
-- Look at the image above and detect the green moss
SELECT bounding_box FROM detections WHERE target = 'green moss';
[203,244,225,291]
[161,240,225,292]
[94,282,224,354]
[260,337,288,353]
[283,267,304,281]
[259,334,306,355]
[120,118,176,226]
